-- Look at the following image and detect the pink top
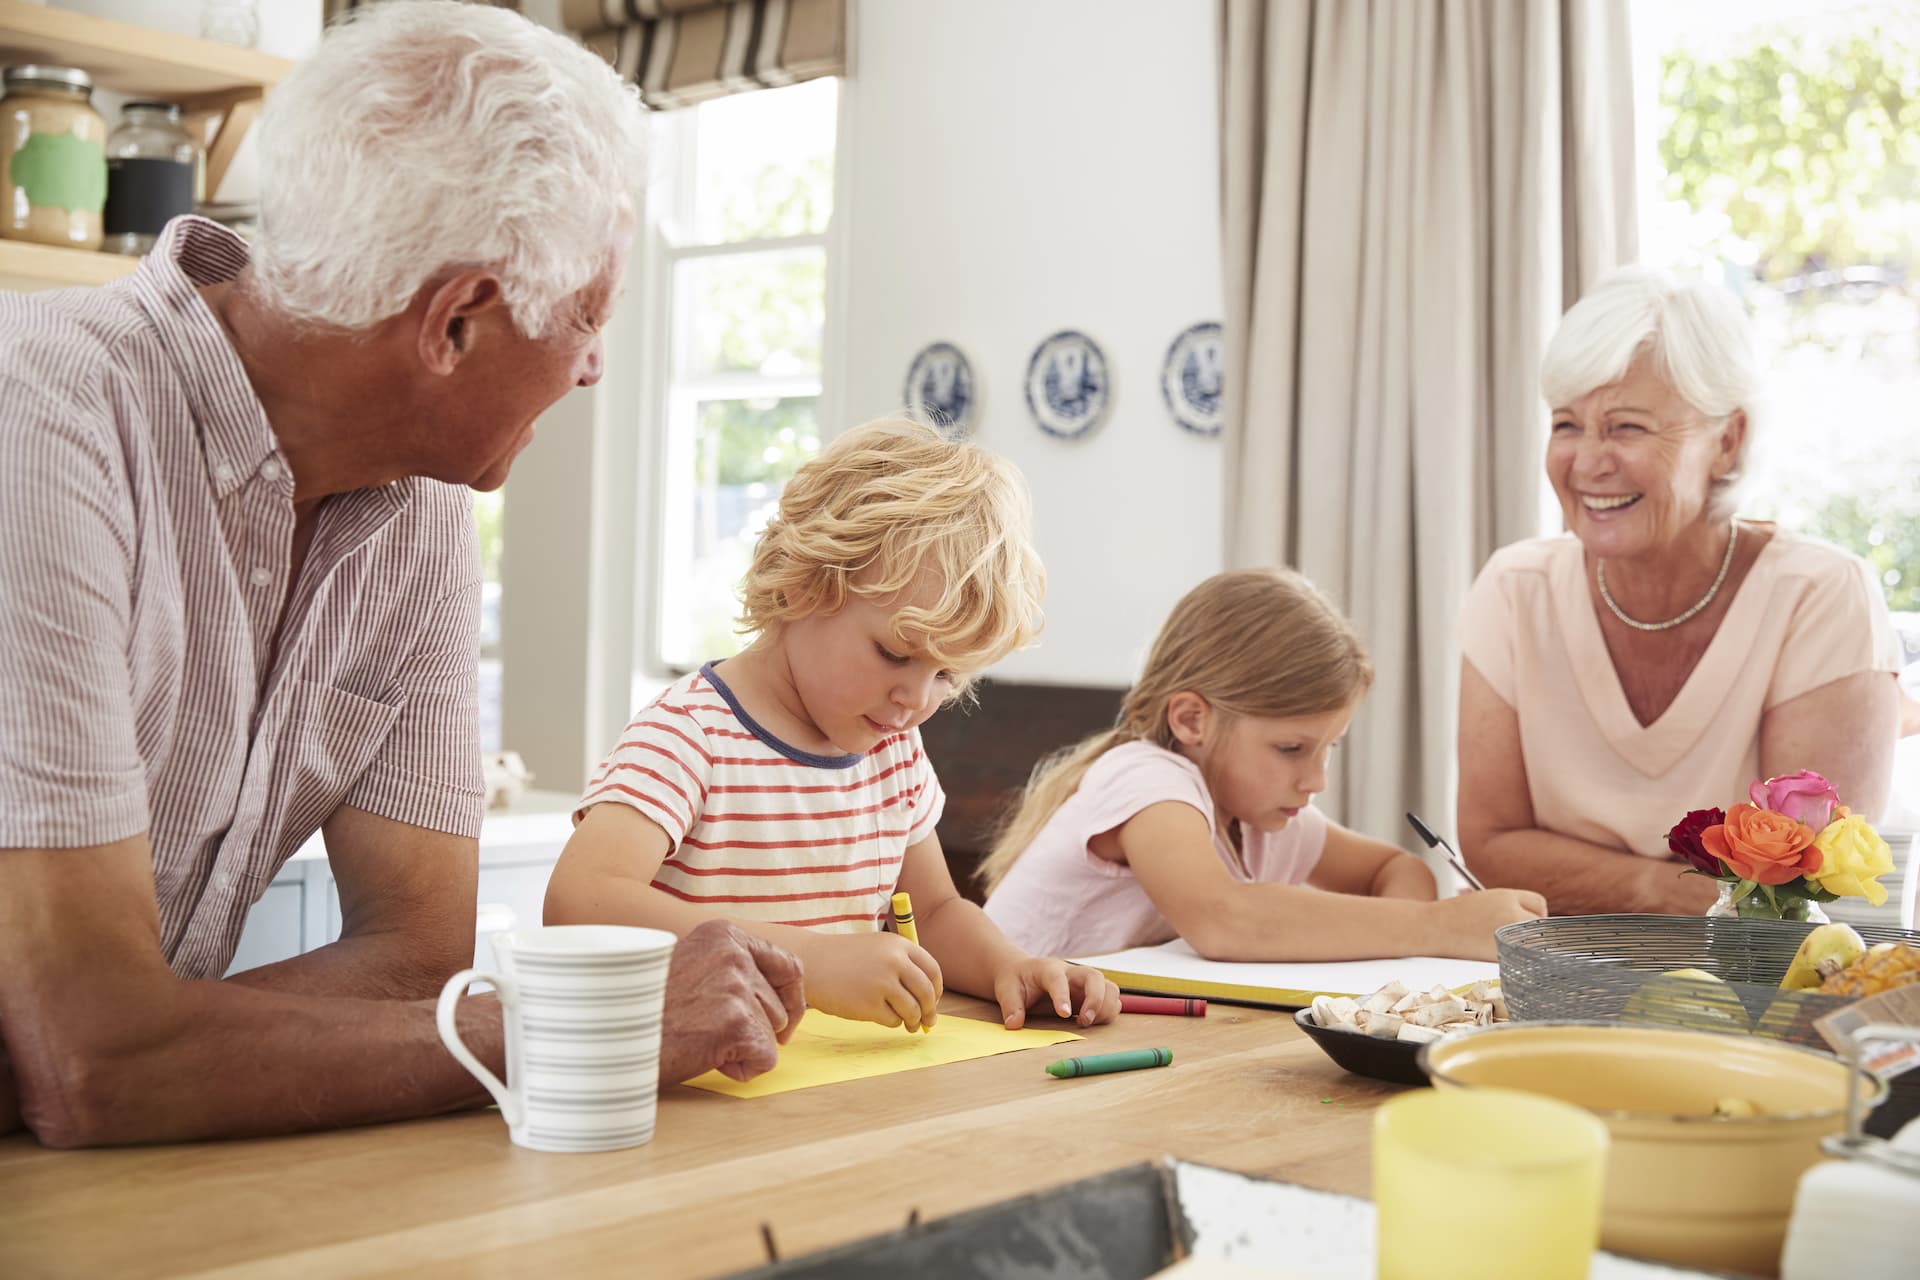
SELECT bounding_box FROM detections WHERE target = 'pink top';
[1458,527,1901,858]
[982,741,1329,957]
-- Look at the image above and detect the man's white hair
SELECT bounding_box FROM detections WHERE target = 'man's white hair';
[250,0,645,338]
[1541,265,1765,514]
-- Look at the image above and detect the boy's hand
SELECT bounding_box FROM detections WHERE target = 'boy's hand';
[992,958,1122,1029]
[806,932,943,1032]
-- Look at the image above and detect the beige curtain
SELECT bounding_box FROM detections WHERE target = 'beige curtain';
[1219,0,1636,848]
[558,0,845,108]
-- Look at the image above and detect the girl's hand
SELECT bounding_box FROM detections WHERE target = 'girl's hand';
[804,932,943,1031]
[991,957,1122,1029]
[1426,889,1547,960]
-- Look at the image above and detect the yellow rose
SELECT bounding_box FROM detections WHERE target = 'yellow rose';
[1808,813,1895,906]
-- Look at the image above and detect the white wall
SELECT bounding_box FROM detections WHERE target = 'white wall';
[47,1,325,201]
[837,0,1225,687]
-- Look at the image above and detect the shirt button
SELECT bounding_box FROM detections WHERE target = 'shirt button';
[213,461,236,484]
[260,459,283,482]
[250,567,273,587]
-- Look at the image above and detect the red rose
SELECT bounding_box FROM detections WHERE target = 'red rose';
[1666,807,1727,875]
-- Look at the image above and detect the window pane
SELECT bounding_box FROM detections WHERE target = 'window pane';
[473,489,504,753]
[675,248,826,380]
[690,78,836,242]
[658,398,823,669]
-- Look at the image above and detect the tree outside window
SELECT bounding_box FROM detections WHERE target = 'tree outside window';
[1637,0,1920,835]
[649,79,837,670]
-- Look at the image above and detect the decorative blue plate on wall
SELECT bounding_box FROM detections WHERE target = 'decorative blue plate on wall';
[902,341,977,438]
[1162,321,1224,437]
[1024,330,1110,440]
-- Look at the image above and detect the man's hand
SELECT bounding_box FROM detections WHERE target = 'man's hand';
[657,920,806,1085]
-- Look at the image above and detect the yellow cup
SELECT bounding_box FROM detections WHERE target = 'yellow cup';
[1373,1086,1608,1280]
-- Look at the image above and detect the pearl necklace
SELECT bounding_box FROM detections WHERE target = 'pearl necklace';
[1596,521,1739,632]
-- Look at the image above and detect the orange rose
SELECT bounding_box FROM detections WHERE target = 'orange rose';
[1700,803,1824,885]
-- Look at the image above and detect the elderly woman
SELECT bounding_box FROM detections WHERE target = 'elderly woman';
[1456,267,1902,915]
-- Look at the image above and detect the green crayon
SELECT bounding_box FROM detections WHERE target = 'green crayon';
[1044,1047,1173,1078]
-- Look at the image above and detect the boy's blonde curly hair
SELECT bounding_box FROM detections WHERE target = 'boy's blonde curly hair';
[739,418,1045,690]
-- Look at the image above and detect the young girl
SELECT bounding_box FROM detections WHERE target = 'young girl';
[545,418,1121,1032]
[981,569,1545,961]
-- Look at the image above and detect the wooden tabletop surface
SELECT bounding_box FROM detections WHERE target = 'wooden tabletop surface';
[0,998,1402,1278]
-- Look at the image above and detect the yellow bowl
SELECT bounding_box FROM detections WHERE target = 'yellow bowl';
[1418,1022,1885,1277]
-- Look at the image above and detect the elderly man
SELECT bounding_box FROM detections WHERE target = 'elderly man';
[0,0,802,1148]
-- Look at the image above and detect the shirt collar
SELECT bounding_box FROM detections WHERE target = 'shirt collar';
[128,216,283,500]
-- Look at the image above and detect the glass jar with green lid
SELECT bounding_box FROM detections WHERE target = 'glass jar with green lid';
[1,65,109,250]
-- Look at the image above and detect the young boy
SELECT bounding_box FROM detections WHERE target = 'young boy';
[546,419,1120,1032]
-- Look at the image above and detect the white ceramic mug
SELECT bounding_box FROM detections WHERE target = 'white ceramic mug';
[437,924,676,1153]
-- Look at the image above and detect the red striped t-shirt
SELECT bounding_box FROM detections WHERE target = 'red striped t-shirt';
[578,664,945,932]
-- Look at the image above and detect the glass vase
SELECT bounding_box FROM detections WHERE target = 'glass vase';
[1705,880,1829,923]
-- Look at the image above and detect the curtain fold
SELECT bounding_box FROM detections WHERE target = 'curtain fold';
[1218,0,1637,850]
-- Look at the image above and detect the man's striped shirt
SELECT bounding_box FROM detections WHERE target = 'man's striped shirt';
[578,664,944,932]
[0,217,484,981]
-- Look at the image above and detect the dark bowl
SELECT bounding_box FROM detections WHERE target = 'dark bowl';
[1292,1007,1429,1086]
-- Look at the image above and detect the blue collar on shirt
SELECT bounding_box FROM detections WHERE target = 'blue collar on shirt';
[699,661,865,769]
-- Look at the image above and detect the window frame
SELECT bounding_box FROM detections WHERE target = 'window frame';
[630,79,849,685]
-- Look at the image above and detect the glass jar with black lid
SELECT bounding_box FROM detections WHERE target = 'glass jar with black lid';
[104,101,198,256]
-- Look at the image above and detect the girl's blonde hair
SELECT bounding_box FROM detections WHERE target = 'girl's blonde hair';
[978,568,1372,893]
[739,417,1045,688]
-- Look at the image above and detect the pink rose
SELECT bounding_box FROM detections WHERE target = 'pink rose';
[1749,770,1840,831]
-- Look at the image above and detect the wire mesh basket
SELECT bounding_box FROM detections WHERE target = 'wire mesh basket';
[1497,914,1920,1050]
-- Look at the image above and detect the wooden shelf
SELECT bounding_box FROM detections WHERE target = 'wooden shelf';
[0,1,296,291]
[0,0,292,105]
[0,239,139,292]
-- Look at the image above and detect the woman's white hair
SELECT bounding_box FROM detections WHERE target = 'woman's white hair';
[250,0,645,338]
[1540,265,1765,514]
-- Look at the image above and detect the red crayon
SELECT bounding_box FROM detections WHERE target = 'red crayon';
[1119,994,1207,1017]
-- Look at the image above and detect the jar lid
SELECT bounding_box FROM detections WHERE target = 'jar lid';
[4,65,94,94]
[124,100,185,118]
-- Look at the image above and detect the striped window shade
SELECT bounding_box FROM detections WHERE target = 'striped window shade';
[559,0,846,109]
[323,2,845,111]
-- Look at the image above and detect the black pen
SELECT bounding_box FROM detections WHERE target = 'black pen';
[1405,811,1487,891]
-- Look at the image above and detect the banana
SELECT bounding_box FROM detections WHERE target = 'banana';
[1778,923,1867,992]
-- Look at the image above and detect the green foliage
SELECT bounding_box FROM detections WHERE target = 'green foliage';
[689,249,826,376]
[697,398,819,486]
[473,490,504,584]
[1658,16,1920,280]
[1789,482,1920,611]
[1659,12,1919,602]
[717,154,832,241]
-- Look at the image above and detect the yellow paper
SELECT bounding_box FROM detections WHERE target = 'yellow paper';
[683,1012,1081,1098]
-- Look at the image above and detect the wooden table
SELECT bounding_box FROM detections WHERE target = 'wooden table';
[0,998,1401,1278]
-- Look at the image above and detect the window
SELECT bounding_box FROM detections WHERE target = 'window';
[642,78,839,672]
[475,488,503,752]
[1634,0,1920,838]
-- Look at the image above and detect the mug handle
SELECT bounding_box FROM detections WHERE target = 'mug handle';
[437,968,521,1127]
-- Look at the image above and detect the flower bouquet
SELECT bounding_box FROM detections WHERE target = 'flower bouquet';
[1665,770,1895,921]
